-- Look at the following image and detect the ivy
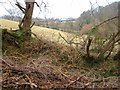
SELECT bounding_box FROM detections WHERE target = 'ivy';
[11,29,25,43]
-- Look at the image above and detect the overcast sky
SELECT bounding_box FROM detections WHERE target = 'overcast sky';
[0,0,119,19]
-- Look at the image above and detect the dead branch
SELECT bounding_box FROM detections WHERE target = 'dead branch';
[30,22,35,28]
[34,0,47,12]
[66,74,85,87]
[105,33,115,60]
[92,16,119,30]
[2,59,44,77]
[83,79,103,88]
[34,2,39,7]
[15,2,26,13]
[2,58,13,68]
[59,33,81,46]
[97,31,120,60]
[97,16,119,27]
[2,82,37,89]
[18,15,25,29]
[86,38,92,58]
[31,32,41,42]
[25,74,36,88]
[59,33,70,44]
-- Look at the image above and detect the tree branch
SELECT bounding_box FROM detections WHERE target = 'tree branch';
[92,16,119,30]
[16,2,26,13]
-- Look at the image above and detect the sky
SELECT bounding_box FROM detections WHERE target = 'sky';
[0,0,120,19]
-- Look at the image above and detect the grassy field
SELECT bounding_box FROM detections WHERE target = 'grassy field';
[0,19,87,46]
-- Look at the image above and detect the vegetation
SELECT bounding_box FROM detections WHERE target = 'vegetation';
[2,2,118,35]
[1,1,120,89]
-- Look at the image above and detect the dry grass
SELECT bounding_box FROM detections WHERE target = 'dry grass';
[0,19,87,47]
[0,19,18,29]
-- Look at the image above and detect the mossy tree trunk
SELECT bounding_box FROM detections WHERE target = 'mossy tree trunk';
[16,0,35,41]
[22,1,34,40]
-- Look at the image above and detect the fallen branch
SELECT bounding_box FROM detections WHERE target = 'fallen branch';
[83,79,103,88]
[2,58,13,68]
[2,59,44,77]
[66,74,85,87]
[25,74,37,88]
[2,82,37,89]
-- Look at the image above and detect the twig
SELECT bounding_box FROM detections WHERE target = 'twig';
[59,33,80,46]
[3,50,7,56]
[66,74,85,87]
[105,33,115,60]
[15,2,26,14]
[30,22,35,28]
[83,79,103,88]
[93,16,119,29]
[2,59,44,77]
[2,82,37,88]
[97,31,120,59]
[57,68,69,79]
[38,65,69,80]
[59,33,70,44]
[1,59,13,68]
[31,32,41,42]
[25,74,36,88]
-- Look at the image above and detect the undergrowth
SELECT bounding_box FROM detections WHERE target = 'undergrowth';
[2,36,119,78]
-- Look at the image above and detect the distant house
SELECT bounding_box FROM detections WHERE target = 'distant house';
[60,18,76,23]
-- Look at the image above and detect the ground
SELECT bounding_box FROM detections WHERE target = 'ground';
[1,38,119,89]
[1,19,119,89]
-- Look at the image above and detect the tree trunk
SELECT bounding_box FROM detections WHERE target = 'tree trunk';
[86,38,92,58]
[22,1,34,40]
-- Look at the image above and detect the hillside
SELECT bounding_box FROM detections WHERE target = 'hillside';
[1,18,119,88]
[0,19,74,44]
[0,19,88,47]
[2,2,119,36]
[76,2,118,36]
[1,2,119,89]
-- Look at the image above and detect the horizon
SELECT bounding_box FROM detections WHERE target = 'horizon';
[0,0,119,19]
